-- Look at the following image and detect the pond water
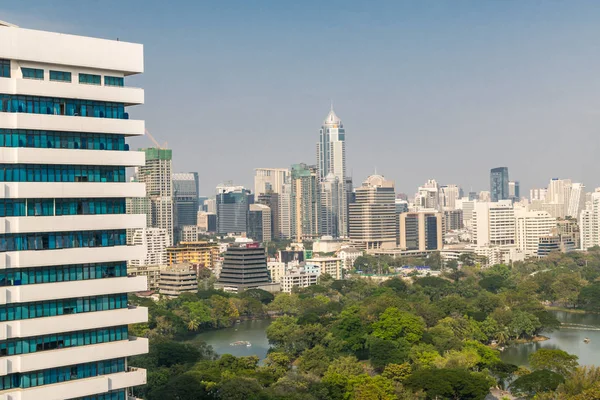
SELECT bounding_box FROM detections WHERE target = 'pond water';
[501,311,600,367]
[189,319,272,360]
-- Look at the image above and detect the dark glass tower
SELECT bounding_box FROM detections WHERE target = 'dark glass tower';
[490,167,509,202]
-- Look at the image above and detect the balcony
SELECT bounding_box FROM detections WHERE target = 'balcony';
[0,306,148,340]
[0,367,146,400]
[0,337,148,376]
[0,276,147,304]
[0,214,146,235]
[0,182,146,199]
[0,245,146,269]
[0,113,144,136]
[0,148,145,167]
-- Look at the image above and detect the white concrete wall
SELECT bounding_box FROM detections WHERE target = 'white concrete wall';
[0,276,147,303]
[0,114,144,137]
[0,367,146,400]
[0,306,148,339]
[0,26,143,75]
[0,148,145,167]
[0,182,146,199]
[0,214,146,234]
[0,78,143,106]
[0,338,148,375]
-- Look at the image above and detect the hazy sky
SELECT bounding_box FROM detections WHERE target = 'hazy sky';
[3,1,600,196]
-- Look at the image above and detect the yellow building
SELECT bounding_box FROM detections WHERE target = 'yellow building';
[166,241,219,268]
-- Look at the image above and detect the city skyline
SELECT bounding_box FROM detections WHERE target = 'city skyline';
[3,1,600,195]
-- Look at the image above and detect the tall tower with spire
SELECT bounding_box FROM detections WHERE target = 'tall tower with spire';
[317,106,348,237]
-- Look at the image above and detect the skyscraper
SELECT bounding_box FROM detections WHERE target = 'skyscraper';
[490,167,509,202]
[257,192,280,239]
[254,168,289,197]
[320,173,342,237]
[291,164,320,241]
[349,175,397,250]
[173,172,199,243]
[508,181,520,201]
[216,184,252,235]
[316,107,348,237]
[136,148,174,245]
[248,204,272,243]
[0,21,148,398]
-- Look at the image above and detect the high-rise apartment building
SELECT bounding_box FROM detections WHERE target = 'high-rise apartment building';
[441,184,460,210]
[316,108,348,237]
[416,179,441,210]
[530,188,548,202]
[128,228,169,268]
[349,175,396,251]
[320,173,343,237]
[490,167,509,202]
[567,183,585,219]
[290,164,320,241]
[399,211,444,251]
[216,184,251,235]
[580,192,600,250]
[136,148,174,245]
[508,181,520,201]
[515,209,557,257]
[172,172,199,243]
[0,22,148,398]
[257,192,280,239]
[126,195,151,243]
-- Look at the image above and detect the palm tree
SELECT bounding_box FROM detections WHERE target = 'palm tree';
[495,329,509,345]
[187,319,200,332]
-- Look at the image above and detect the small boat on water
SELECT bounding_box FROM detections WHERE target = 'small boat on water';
[230,340,252,347]
[584,337,591,343]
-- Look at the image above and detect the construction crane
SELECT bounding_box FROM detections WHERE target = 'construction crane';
[144,129,168,149]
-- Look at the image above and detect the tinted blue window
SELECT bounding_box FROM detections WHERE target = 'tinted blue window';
[0,165,125,183]
[21,68,43,80]
[104,76,124,87]
[79,74,101,85]
[0,60,10,78]
[49,70,72,82]
[0,94,125,119]
[0,129,127,151]
[0,229,127,252]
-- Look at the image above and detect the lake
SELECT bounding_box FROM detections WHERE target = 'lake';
[501,310,600,367]
[189,319,272,360]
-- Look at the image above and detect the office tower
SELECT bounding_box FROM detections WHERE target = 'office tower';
[530,188,547,202]
[254,168,289,197]
[567,183,585,219]
[508,181,520,201]
[216,183,251,235]
[349,175,396,250]
[441,184,460,210]
[416,179,441,210]
[257,192,280,239]
[490,167,509,202]
[290,164,320,241]
[580,192,600,250]
[515,209,557,257]
[444,209,463,232]
[136,148,174,245]
[399,211,444,251]
[172,172,199,243]
[320,173,343,237]
[468,191,478,201]
[197,211,217,232]
[472,200,515,247]
[248,204,272,243]
[0,22,148,398]
[166,241,219,268]
[204,198,217,214]
[316,107,348,237]
[215,243,280,293]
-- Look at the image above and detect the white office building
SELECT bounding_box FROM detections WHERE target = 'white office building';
[0,22,148,399]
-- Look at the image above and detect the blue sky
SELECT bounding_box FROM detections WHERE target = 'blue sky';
[3,1,600,196]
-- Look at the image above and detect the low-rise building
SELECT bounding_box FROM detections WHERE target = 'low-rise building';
[281,267,320,293]
[337,246,363,271]
[180,225,203,242]
[128,264,164,291]
[313,236,346,253]
[215,243,281,293]
[538,235,576,257]
[159,264,198,297]
[167,241,219,268]
[305,257,343,279]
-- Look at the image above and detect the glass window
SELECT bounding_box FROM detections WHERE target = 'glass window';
[21,68,44,80]
[104,76,124,87]
[0,59,10,78]
[0,95,126,120]
[78,74,101,85]
[49,71,72,83]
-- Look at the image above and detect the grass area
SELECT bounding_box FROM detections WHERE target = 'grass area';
[544,305,590,314]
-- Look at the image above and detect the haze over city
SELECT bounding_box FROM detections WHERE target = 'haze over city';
[3,1,600,195]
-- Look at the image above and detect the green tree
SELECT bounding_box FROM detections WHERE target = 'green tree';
[217,377,263,400]
[508,310,541,339]
[578,283,600,312]
[371,307,425,343]
[510,370,565,398]
[367,336,410,372]
[529,349,579,377]
[404,368,492,400]
[346,374,397,400]
[297,345,331,376]
[382,362,411,382]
